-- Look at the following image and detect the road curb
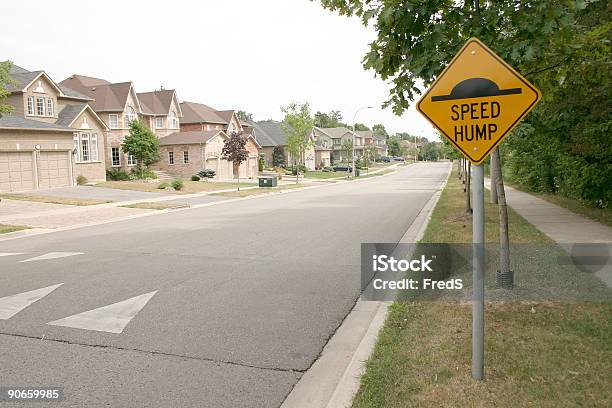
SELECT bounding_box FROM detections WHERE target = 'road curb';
[280,162,451,408]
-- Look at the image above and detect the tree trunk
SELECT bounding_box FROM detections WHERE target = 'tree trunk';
[463,159,467,192]
[490,148,499,204]
[458,158,463,180]
[495,152,512,287]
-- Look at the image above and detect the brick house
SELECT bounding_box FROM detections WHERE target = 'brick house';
[0,63,108,192]
[153,130,260,181]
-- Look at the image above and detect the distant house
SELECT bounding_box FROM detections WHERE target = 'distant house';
[137,89,183,138]
[311,127,388,164]
[249,120,316,170]
[0,63,108,192]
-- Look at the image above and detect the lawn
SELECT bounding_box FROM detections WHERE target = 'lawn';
[304,171,345,179]
[0,224,29,234]
[119,202,189,210]
[0,194,112,206]
[352,169,612,408]
[96,180,256,194]
[212,184,309,198]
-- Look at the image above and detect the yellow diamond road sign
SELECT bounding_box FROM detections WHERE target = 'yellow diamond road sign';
[417,38,541,164]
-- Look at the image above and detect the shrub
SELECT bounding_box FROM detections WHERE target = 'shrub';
[128,167,157,180]
[157,182,170,189]
[191,175,201,181]
[197,169,216,180]
[76,175,88,185]
[322,166,334,172]
[106,168,130,181]
[258,153,265,172]
[287,164,308,175]
[171,179,184,191]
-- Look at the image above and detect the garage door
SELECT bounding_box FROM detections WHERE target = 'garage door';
[248,157,257,178]
[0,152,35,192]
[218,159,232,181]
[38,151,70,189]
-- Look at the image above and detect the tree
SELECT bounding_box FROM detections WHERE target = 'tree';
[0,61,16,115]
[314,110,344,128]
[319,0,605,287]
[421,142,441,162]
[353,123,370,131]
[363,144,377,173]
[281,101,315,184]
[272,145,285,167]
[122,120,161,177]
[372,124,388,139]
[236,110,253,123]
[222,132,249,190]
[341,139,353,164]
[387,137,403,157]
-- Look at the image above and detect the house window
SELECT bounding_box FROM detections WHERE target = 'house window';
[91,134,98,161]
[73,133,80,161]
[168,151,174,165]
[124,106,136,128]
[127,154,136,166]
[109,114,119,129]
[182,151,189,164]
[36,97,45,116]
[111,147,121,166]
[333,139,341,146]
[27,97,34,115]
[81,134,90,161]
[168,110,178,129]
[47,98,54,117]
[155,117,164,129]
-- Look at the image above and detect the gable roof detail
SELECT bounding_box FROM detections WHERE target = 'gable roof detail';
[55,103,109,130]
[60,75,140,113]
[138,89,182,116]
[158,130,226,146]
[3,63,90,100]
[315,126,353,138]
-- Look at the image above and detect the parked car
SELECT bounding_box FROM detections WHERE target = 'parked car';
[392,156,404,161]
[332,163,353,172]
[376,156,391,163]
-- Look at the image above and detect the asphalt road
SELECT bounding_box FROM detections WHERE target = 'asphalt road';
[0,162,450,407]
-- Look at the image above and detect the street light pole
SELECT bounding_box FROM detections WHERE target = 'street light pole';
[352,106,373,178]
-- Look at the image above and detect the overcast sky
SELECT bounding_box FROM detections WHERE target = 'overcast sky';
[3,0,437,139]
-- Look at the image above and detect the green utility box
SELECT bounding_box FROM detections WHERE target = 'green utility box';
[259,176,278,187]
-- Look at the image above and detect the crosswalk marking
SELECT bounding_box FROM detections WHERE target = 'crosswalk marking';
[19,252,83,263]
[0,253,24,257]
[0,283,64,319]
[47,291,158,334]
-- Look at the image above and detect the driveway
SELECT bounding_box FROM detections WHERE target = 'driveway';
[31,185,168,202]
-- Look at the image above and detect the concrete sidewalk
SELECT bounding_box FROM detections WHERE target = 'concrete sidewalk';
[485,179,612,288]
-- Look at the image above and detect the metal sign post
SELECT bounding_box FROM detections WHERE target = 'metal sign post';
[471,164,485,379]
[415,37,542,381]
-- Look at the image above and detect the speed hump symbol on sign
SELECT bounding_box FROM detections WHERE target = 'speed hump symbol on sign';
[417,38,541,164]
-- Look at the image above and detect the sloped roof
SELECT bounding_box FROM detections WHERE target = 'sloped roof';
[60,75,135,112]
[316,127,352,138]
[138,90,177,115]
[2,63,90,100]
[356,130,374,138]
[248,120,291,147]
[159,130,224,146]
[0,114,73,131]
[180,101,230,124]
[55,103,88,127]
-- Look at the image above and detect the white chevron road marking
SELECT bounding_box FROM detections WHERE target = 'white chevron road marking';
[47,291,158,334]
[0,253,24,257]
[19,252,83,263]
[0,283,64,319]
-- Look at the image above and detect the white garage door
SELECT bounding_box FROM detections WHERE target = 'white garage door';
[218,159,232,181]
[0,152,35,192]
[38,151,70,189]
